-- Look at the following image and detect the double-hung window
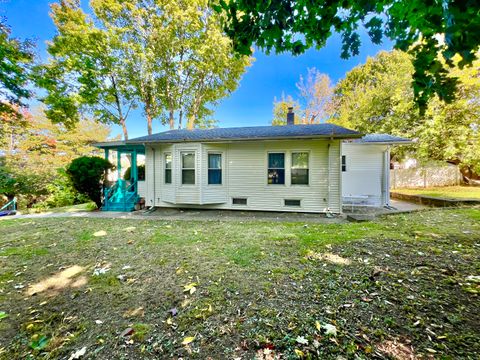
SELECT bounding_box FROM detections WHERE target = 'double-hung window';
[208,153,222,185]
[268,153,285,184]
[181,152,195,185]
[164,153,172,184]
[291,152,309,185]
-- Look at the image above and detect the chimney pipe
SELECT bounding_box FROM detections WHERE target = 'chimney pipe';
[287,107,294,125]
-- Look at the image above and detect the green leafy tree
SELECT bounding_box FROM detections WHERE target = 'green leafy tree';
[217,0,480,109]
[0,18,34,121]
[66,156,114,208]
[332,50,480,181]
[1,108,110,207]
[92,0,252,132]
[36,0,135,139]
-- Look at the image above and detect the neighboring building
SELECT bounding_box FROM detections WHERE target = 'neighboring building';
[95,119,410,213]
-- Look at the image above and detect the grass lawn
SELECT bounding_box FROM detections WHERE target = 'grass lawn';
[0,210,479,359]
[23,202,97,215]
[394,186,480,200]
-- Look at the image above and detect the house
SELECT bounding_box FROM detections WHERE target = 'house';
[94,115,410,213]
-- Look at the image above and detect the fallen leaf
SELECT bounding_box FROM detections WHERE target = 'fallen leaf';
[124,226,136,232]
[294,349,304,357]
[183,283,198,294]
[182,336,195,345]
[93,230,107,237]
[123,307,144,318]
[120,327,134,337]
[315,320,321,331]
[296,336,308,345]
[322,323,337,336]
[68,346,87,360]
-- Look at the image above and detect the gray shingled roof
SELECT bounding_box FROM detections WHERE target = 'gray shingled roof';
[128,124,362,143]
[350,134,412,144]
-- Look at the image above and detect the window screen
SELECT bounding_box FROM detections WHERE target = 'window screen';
[291,152,309,185]
[268,153,285,184]
[181,152,195,185]
[232,198,247,205]
[284,199,301,207]
[208,153,222,185]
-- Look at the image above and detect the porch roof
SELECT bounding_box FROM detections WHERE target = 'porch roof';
[345,133,413,145]
[93,141,145,153]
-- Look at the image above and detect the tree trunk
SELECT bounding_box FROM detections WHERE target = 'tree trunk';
[187,114,195,130]
[169,109,175,130]
[146,113,152,135]
[178,110,183,129]
[120,117,128,140]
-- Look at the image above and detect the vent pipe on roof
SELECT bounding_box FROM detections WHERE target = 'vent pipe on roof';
[287,107,294,125]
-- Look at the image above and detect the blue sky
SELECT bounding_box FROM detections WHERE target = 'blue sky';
[2,0,392,139]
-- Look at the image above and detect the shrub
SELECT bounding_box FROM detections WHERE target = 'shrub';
[123,165,145,181]
[44,169,90,208]
[66,156,114,208]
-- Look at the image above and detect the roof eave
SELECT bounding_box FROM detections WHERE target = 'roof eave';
[127,133,363,144]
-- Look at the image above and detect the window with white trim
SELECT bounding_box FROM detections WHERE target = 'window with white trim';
[267,152,285,184]
[291,152,309,185]
[164,153,172,184]
[208,153,222,185]
[181,152,195,185]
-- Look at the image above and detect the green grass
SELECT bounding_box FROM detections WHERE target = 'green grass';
[394,185,480,199]
[0,210,479,359]
[24,202,97,215]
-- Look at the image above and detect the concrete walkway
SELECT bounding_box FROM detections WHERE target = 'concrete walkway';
[3,200,428,223]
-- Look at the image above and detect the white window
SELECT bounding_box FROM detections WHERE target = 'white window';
[181,152,195,185]
[208,153,222,185]
[164,153,172,184]
[267,153,285,185]
[291,152,309,185]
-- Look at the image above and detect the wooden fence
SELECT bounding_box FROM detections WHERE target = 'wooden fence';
[390,166,462,189]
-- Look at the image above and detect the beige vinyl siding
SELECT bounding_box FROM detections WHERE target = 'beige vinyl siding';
[144,139,343,213]
[341,143,388,207]
[144,147,155,207]
[202,144,228,204]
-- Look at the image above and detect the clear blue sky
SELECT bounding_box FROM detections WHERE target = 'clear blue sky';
[2,0,392,139]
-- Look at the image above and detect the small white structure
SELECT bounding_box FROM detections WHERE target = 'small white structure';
[342,134,411,207]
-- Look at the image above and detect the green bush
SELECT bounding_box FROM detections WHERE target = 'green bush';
[44,169,90,208]
[123,165,145,181]
[66,156,114,208]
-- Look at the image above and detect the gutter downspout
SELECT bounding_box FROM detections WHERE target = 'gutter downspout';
[384,146,391,207]
[152,146,156,208]
[327,143,331,212]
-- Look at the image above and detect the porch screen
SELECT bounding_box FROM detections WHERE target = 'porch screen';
[208,153,222,185]
[182,152,195,185]
[268,153,285,184]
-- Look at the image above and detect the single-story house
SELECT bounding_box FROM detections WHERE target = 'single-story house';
[94,117,410,213]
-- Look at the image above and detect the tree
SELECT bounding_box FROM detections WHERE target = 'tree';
[66,156,113,208]
[36,0,135,139]
[92,0,252,132]
[0,18,34,121]
[332,50,480,181]
[217,0,480,109]
[272,94,300,125]
[296,68,334,123]
[1,108,111,207]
